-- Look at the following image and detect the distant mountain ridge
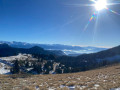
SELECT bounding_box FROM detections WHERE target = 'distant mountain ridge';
[57,45,120,68]
[0,42,120,74]
[0,43,10,48]
[0,43,65,57]
[0,41,108,55]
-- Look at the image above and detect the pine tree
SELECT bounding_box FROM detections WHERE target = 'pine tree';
[11,60,20,74]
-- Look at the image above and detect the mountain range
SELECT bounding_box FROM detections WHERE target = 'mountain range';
[0,41,120,73]
[0,43,65,57]
[0,41,108,55]
[56,45,120,68]
[1,41,119,62]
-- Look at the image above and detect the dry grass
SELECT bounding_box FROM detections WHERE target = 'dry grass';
[0,64,120,90]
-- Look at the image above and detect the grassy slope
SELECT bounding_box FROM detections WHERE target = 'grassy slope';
[0,64,120,90]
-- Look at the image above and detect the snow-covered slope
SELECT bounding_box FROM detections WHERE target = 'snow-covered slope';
[0,63,10,74]
[0,53,37,61]
[0,54,38,74]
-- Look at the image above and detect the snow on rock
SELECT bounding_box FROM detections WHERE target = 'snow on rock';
[60,85,65,88]
[93,84,100,89]
[35,86,40,90]
[68,86,75,90]
[94,84,100,87]
[0,53,37,61]
[48,88,55,90]
[0,63,10,74]
[80,86,87,89]
[60,85,75,90]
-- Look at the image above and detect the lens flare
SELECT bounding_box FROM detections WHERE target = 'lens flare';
[84,11,97,30]
[95,0,107,11]
[105,7,120,15]
[68,0,120,30]
[84,0,120,30]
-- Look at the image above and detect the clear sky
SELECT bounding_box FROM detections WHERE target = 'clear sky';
[0,0,120,47]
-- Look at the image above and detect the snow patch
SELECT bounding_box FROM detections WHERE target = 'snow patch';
[110,88,120,90]
[0,53,37,61]
[35,86,40,90]
[0,63,10,74]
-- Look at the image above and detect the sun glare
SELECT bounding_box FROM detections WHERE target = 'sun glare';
[84,0,120,30]
[95,0,107,11]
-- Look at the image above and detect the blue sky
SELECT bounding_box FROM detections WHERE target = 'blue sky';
[0,0,120,47]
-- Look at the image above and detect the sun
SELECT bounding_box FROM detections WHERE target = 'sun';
[94,0,107,11]
[83,0,120,30]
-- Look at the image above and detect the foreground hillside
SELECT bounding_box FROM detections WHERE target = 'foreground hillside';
[0,64,120,90]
